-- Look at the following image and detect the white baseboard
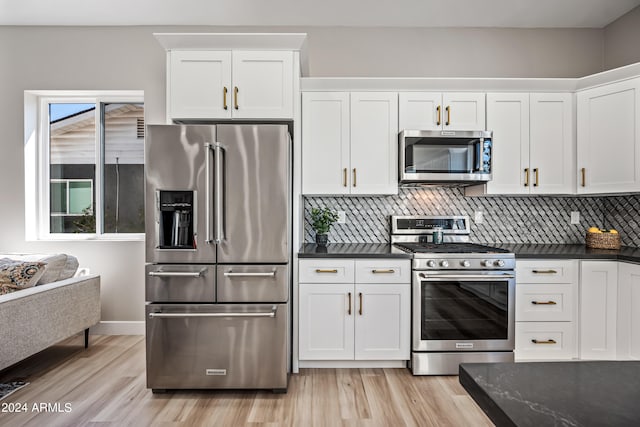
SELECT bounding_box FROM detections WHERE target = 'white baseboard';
[298,360,408,369]
[90,321,145,335]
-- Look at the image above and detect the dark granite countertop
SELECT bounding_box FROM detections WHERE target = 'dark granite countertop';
[460,361,640,427]
[298,243,412,259]
[494,243,640,263]
[298,242,640,263]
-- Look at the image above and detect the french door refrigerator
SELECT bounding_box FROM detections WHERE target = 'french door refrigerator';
[144,124,291,392]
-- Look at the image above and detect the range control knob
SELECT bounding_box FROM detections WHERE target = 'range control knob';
[440,260,450,268]
[494,259,505,267]
[482,259,493,267]
[460,260,470,267]
[426,260,436,268]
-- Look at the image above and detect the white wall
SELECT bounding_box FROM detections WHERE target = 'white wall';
[0,24,631,323]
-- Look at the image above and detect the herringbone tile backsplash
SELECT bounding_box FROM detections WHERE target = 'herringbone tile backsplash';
[304,187,640,247]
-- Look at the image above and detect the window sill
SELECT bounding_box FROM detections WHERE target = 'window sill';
[30,233,145,242]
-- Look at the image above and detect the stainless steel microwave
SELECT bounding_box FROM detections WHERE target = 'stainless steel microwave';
[399,130,493,184]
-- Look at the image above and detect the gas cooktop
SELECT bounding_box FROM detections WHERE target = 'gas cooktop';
[394,242,510,255]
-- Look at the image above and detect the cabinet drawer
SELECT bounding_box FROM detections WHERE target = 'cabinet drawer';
[299,259,354,283]
[515,322,576,360]
[355,260,411,284]
[516,260,576,283]
[516,283,574,322]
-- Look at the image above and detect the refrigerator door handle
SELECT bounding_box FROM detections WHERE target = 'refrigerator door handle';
[148,269,206,278]
[223,271,276,278]
[148,306,277,319]
[214,144,225,244]
[205,143,215,244]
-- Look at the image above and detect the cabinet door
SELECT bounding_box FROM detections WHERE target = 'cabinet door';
[232,51,293,119]
[398,92,442,130]
[485,93,530,194]
[580,261,618,360]
[350,92,399,195]
[530,93,574,194]
[577,78,640,194]
[299,283,354,360]
[442,92,486,131]
[302,92,350,195]
[354,283,410,360]
[618,262,640,360]
[515,322,576,360]
[169,51,232,120]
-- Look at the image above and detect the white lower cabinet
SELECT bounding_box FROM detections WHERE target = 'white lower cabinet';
[298,259,410,363]
[617,262,640,360]
[579,261,618,360]
[515,260,577,361]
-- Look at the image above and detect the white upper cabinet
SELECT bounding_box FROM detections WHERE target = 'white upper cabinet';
[399,92,485,131]
[301,92,398,195]
[350,92,399,195]
[301,92,350,195]
[482,92,573,195]
[168,50,293,120]
[577,78,640,194]
[485,93,530,194]
[529,93,574,194]
[169,51,232,119]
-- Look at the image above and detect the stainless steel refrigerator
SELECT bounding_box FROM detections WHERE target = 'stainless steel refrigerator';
[144,124,291,392]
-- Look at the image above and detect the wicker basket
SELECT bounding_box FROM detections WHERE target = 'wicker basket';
[585,231,621,250]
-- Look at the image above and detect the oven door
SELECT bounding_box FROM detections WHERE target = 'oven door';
[412,270,514,352]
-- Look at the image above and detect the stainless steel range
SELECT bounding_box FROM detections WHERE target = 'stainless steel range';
[391,215,515,375]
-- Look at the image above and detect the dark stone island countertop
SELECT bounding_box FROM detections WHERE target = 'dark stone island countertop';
[298,243,412,259]
[460,361,640,427]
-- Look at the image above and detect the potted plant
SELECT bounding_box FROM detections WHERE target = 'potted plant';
[310,207,339,246]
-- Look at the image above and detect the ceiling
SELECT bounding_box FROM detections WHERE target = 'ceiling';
[1,0,639,28]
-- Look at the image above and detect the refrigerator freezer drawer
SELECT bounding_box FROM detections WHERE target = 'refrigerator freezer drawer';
[145,264,215,302]
[146,303,288,391]
[217,264,289,303]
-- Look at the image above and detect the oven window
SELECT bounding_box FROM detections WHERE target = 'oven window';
[420,280,508,340]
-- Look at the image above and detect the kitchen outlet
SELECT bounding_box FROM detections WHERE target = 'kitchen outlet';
[571,211,580,224]
[337,211,346,224]
[474,211,484,224]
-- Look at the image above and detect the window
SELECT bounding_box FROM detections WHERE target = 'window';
[25,91,145,239]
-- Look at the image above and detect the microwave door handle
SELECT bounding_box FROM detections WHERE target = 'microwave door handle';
[475,139,481,172]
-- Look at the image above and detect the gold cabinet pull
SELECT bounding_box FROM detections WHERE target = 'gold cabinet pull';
[531,339,557,344]
[581,167,586,187]
[531,300,557,305]
[532,269,557,274]
[533,168,539,187]
[352,168,357,187]
[445,105,451,126]
[315,269,338,273]
[234,86,239,110]
[223,87,228,110]
[436,105,441,126]
[358,292,363,315]
[348,292,352,315]
[524,168,530,187]
[372,269,395,274]
[343,168,347,187]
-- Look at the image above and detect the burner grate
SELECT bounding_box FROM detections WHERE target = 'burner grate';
[394,242,509,254]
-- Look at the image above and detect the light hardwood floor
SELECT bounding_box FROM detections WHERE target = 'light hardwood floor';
[0,335,493,426]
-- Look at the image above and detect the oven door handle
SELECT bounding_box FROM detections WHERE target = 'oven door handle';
[418,273,515,280]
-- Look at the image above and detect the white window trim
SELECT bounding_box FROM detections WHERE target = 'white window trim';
[24,90,145,241]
